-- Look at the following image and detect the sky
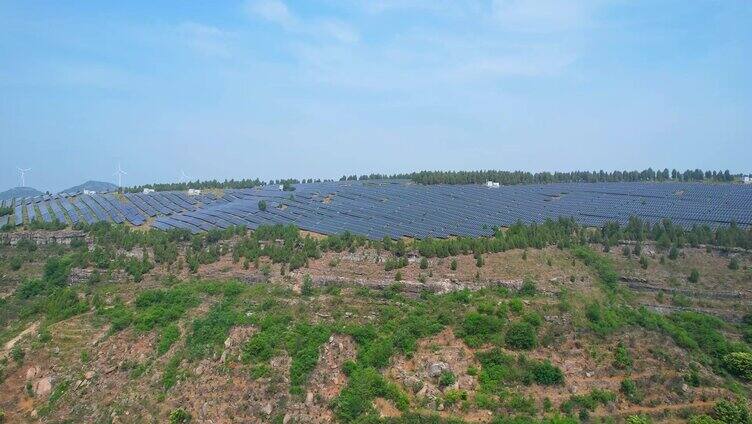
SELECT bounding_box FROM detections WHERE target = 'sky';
[0,0,750,192]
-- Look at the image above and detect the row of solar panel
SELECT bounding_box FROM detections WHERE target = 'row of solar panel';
[4,181,752,239]
[2,191,224,227]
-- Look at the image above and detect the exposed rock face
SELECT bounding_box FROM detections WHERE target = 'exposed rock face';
[311,275,522,297]
[0,230,86,246]
[68,268,128,285]
[427,362,450,378]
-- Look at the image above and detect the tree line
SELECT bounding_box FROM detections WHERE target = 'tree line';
[123,168,741,193]
[344,168,738,185]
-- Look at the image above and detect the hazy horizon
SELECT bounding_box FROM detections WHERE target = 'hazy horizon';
[2,1,750,192]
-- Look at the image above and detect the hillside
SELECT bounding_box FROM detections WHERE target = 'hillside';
[0,187,44,201]
[60,180,117,194]
[0,222,750,423]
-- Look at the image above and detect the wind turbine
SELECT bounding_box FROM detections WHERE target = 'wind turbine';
[17,167,31,187]
[114,164,127,189]
[180,170,189,184]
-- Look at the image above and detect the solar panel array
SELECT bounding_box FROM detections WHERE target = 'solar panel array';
[3,181,751,238]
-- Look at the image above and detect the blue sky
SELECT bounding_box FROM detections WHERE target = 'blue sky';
[1,0,750,192]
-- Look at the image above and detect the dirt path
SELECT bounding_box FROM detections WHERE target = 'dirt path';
[2,321,39,355]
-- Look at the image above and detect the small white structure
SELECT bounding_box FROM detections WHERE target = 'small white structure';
[279,184,284,191]
[83,189,97,195]
[744,176,751,184]
[485,181,500,188]
[187,188,202,196]
[143,188,155,194]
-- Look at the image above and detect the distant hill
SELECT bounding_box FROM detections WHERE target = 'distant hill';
[61,180,118,194]
[0,187,44,201]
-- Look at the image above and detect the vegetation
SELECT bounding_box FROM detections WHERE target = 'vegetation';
[1,215,751,422]
[350,168,738,185]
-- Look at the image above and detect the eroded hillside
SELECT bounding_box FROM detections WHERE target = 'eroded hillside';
[0,221,751,423]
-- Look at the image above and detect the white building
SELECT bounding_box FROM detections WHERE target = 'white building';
[83,189,96,195]
[485,181,500,188]
[744,176,751,184]
[143,188,155,194]
[187,188,202,196]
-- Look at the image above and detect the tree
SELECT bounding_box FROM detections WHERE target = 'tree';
[257,200,267,211]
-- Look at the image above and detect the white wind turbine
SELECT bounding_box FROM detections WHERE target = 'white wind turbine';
[180,170,189,184]
[114,164,127,189]
[17,167,31,187]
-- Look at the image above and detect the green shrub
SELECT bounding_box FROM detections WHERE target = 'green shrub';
[158,324,181,355]
[626,415,651,424]
[334,366,408,422]
[722,352,752,381]
[728,257,740,270]
[10,345,24,363]
[519,278,536,296]
[620,378,642,404]
[438,371,456,387]
[169,407,192,423]
[458,312,503,347]
[420,257,429,269]
[712,399,751,424]
[185,302,243,360]
[9,256,23,271]
[613,343,633,369]
[688,269,700,284]
[301,274,314,296]
[450,259,457,271]
[639,255,649,269]
[505,322,536,350]
[530,360,564,385]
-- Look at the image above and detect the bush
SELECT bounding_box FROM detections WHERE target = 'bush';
[620,378,642,404]
[9,256,23,271]
[169,407,192,423]
[626,415,651,424]
[459,312,503,347]
[613,343,633,369]
[438,371,456,387]
[688,269,700,284]
[728,257,740,270]
[712,399,751,424]
[10,345,24,363]
[450,259,457,271]
[639,255,649,269]
[301,274,314,296]
[669,245,679,260]
[722,352,752,381]
[530,361,564,385]
[420,257,428,269]
[257,200,267,211]
[518,278,536,296]
[505,322,536,350]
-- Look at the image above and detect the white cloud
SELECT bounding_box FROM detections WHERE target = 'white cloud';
[244,0,299,30]
[491,0,596,32]
[244,0,359,44]
[178,22,232,57]
[315,19,360,44]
